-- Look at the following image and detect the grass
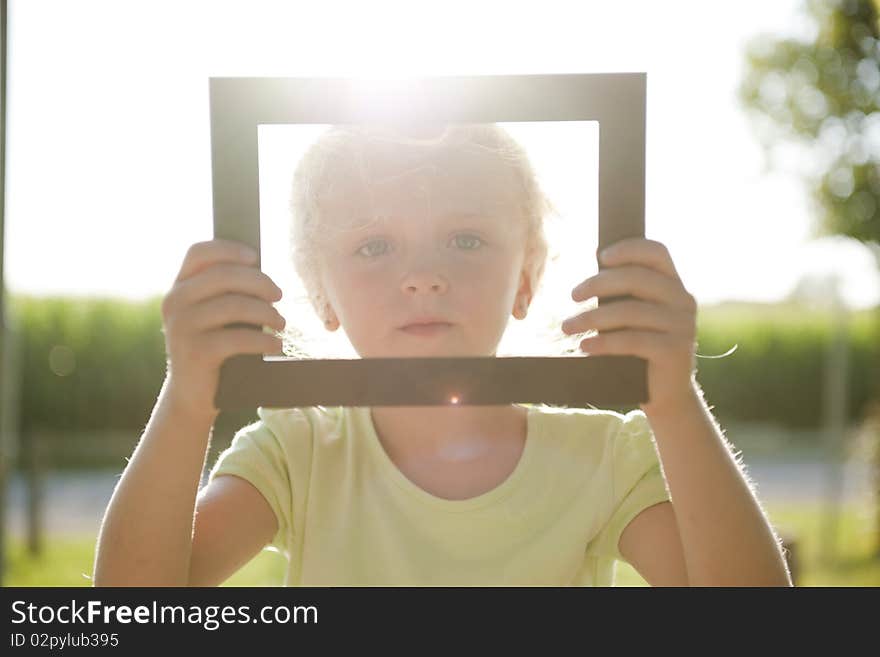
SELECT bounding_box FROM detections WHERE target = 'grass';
[3,502,878,587]
[1,536,289,587]
[614,501,880,586]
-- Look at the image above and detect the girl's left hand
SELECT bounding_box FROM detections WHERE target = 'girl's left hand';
[561,237,699,417]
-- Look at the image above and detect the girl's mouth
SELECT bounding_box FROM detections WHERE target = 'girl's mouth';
[399,322,453,336]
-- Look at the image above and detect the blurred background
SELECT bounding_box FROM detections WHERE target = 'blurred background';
[2,0,880,586]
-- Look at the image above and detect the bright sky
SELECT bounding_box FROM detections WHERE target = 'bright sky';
[5,0,880,311]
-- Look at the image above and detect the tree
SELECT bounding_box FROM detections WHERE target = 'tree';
[738,0,880,556]
[740,0,880,251]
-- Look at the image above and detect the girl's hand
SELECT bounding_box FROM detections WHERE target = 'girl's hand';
[562,237,699,417]
[160,239,286,424]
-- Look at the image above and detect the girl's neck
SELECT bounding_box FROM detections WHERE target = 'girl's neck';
[369,404,528,463]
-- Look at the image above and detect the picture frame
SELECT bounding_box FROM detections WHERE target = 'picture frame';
[210,73,647,410]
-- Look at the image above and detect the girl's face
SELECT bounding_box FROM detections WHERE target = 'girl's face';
[315,142,532,358]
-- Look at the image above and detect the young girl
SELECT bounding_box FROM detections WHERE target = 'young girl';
[93,123,792,587]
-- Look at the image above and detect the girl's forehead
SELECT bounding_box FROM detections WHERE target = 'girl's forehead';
[315,139,525,228]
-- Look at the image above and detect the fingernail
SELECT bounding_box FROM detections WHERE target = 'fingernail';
[240,245,258,262]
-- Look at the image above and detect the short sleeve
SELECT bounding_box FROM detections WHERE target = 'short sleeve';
[207,416,294,554]
[586,409,671,562]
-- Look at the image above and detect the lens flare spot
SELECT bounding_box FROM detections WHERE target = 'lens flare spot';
[49,345,76,377]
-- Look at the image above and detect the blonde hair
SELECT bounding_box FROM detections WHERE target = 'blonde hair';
[282,122,588,358]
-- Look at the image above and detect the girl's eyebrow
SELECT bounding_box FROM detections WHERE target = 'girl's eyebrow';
[440,210,499,223]
[444,211,485,219]
[348,211,495,227]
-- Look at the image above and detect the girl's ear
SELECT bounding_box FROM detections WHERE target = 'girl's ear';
[312,284,340,332]
[512,296,529,320]
[512,268,533,320]
[323,305,340,332]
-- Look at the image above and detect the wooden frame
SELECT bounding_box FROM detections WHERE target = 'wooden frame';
[210,73,647,409]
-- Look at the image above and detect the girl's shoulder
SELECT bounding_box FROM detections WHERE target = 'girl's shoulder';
[219,406,348,470]
[527,404,656,465]
[527,404,649,438]
[253,405,343,440]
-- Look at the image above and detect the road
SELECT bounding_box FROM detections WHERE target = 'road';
[2,459,875,539]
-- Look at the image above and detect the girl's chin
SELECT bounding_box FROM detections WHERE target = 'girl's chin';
[351,344,492,358]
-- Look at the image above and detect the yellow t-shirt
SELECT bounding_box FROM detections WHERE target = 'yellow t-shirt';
[207,404,671,586]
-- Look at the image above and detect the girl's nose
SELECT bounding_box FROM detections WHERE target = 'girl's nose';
[403,280,447,295]
[400,260,450,295]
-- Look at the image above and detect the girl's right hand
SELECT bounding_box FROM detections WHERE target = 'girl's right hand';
[159,239,286,423]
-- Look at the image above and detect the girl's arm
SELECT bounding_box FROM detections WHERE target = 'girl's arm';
[92,239,284,586]
[620,383,792,586]
[565,237,791,586]
[92,381,277,586]
[92,382,216,586]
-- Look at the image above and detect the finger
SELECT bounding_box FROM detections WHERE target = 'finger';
[200,327,285,362]
[169,263,283,316]
[572,265,692,311]
[578,329,675,359]
[598,238,681,281]
[562,300,687,336]
[175,239,258,284]
[183,294,287,335]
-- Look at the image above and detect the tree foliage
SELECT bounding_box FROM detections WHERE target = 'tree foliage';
[739,0,880,255]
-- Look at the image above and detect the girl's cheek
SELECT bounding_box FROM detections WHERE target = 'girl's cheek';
[339,265,391,295]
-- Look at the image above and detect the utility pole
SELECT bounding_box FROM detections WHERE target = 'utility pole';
[0,0,9,586]
[820,275,849,566]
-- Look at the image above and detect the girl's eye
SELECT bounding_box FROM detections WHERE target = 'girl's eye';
[356,239,390,258]
[355,234,484,258]
[452,234,484,250]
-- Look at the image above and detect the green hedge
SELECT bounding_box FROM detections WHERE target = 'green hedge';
[12,295,168,433]
[694,302,879,430]
[5,294,258,470]
[3,294,879,468]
